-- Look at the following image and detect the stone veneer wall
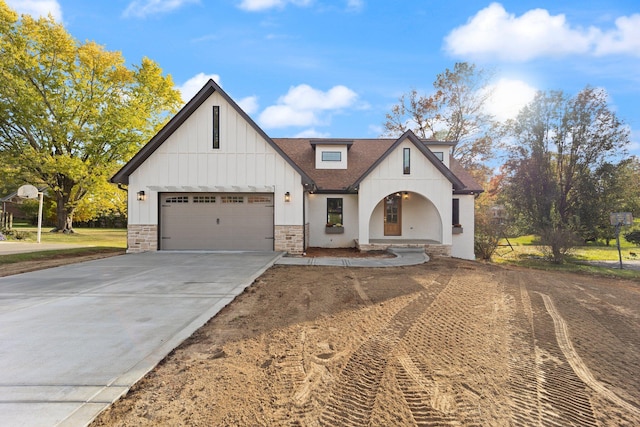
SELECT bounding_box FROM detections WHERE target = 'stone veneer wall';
[127,224,158,253]
[274,225,304,255]
[356,241,451,258]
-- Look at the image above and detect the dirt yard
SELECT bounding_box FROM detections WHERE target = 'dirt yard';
[91,257,640,426]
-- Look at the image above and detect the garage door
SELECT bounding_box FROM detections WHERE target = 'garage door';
[160,193,274,251]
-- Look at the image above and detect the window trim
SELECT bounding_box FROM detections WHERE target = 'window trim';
[213,105,220,149]
[321,151,342,162]
[403,148,410,174]
[452,198,460,226]
[326,198,343,226]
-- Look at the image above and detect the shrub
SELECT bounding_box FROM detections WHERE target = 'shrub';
[624,230,640,246]
[535,227,582,264]
[0,228,32,241]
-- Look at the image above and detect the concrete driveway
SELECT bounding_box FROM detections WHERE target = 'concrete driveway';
[0,251,282,427]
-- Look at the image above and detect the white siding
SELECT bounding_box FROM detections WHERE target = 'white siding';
[315,145,348,169]
[307,193,358,247]
[127,91,303,227]
[451,194,476,260]
[358,140,453,245]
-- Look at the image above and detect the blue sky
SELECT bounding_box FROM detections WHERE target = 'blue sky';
[7,0,640,157]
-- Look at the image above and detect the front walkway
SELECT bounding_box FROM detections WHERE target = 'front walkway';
[276,247,428,267]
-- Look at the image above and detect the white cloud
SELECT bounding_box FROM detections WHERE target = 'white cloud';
[445,3,640,61]
[294,128,331,138]
[238,0,311,12]
[280,84,357,110]
[445,3,594,61]
[237,96,259,115]
[6,0,62,21]
[259,105,318,128]
[176,73,220,103]
[259,84,358,128]
[594,14,640,56]
[484,78,537,122]
[123,0,199,18]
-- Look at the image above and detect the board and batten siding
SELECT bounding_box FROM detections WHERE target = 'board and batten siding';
[451,194,476,259]
[128,91,303,227]
[358,139,453,246]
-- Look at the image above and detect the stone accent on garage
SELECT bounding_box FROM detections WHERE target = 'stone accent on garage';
[274,225,304,255]
[127,224,158,253]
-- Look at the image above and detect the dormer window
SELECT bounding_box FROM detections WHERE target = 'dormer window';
[322,151,342,162]
[311,139,352,170]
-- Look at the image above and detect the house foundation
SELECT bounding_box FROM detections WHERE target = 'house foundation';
[274,225,305,255]
[127,224,158,253]
[355,239,451,258]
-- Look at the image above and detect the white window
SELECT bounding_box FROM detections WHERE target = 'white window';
[322,151,342,161]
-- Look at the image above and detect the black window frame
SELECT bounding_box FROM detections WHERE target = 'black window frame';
[327,198,343,226]
[403,148,410,174]
[452,198,460,226]
[213,105,220,149]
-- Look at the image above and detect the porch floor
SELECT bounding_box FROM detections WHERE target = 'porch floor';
[369,239,440,245]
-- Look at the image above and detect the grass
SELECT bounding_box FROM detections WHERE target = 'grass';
[0,247,124,265]
[3,225,126,248]
[493,234,640,281]
[1,226,126,265]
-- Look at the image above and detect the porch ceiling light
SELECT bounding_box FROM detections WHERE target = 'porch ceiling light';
[137,190,146,201]
[403,192,409,199]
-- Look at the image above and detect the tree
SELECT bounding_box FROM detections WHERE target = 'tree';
[384,62,496,178]
[0,2,181,231]
[502,87,629,261]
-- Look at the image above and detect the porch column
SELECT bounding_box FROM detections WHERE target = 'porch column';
[358,196,370,245]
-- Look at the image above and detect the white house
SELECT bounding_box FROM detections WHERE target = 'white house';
[111,79,483,259]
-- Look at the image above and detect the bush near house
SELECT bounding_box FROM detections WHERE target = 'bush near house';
[624,230,640,246]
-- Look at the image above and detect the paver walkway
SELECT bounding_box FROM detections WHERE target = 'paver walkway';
[276,247,428,267]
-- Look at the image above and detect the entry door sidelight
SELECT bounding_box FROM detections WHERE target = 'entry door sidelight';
[384,194,401,236]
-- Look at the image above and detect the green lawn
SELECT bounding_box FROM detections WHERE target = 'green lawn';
[3,226,126,248]
[493,233,640,281]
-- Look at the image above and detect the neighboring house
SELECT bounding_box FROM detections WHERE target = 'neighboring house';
[111,79,483,259]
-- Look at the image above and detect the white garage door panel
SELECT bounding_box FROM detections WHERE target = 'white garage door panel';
[160,193,274,251]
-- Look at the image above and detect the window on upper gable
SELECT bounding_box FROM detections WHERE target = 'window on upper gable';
[433,151,444,161]
[403,148,410,174]
[213,106,220,149]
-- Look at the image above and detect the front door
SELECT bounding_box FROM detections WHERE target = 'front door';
[384,194,401,236]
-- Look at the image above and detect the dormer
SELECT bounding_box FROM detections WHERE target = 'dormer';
[311,139,353,169]
[422,140,455,168]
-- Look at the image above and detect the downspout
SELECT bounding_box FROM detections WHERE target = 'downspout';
[302,190,307,256]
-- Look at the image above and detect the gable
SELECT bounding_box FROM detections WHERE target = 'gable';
[273,131,468,192]
[352,131,465,191]
[111,79,312,186]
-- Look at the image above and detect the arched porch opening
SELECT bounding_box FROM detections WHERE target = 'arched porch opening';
[367,191,442,243]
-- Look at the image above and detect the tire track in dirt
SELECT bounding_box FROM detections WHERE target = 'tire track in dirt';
[318,272,453,426]
[503,272,543,425]
[539,292,640,418]
[529,290,598,426]
[389,268,507,426]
